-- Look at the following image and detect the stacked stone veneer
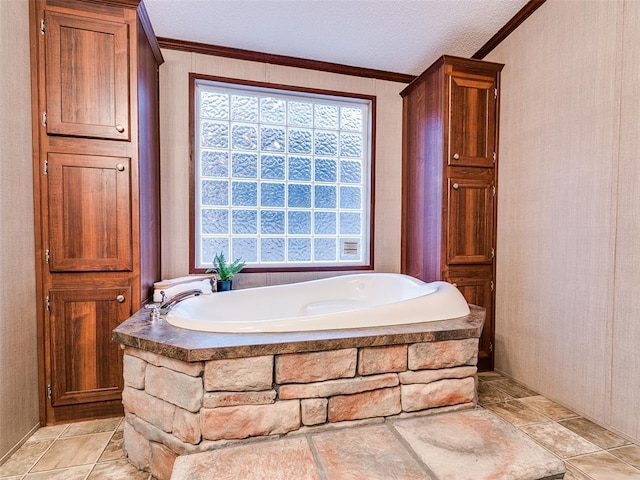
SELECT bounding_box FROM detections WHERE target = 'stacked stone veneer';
[122,339,479,480]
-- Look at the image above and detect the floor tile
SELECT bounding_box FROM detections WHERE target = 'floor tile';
[519,396,578,421]
[520,422,601,458]
[560,417,630,450]
[0,440,53,477]
[98,431,124,463]
[485,399,550,426]
[490,378,539,398]
[311,424,434,479]
[568,451,640,479]
[87,459,150,479]
[23,464,92,479]
[30,432,112,472]
[392,410,564,480]
[610,445,640,470]
[62,418,121,438]
[563,462,594,480]
[27,425,68,442]
[171,437,322,480]
[477,381,514,405]
[3,372,638,480]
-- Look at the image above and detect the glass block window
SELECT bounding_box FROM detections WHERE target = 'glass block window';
[193,77,373,270]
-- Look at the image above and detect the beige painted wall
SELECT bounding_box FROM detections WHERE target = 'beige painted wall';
[0,0,40,462]
[159,50,405,287]
[487,0,639,442]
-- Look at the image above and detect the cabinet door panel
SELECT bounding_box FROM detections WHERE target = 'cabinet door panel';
[448,74,496,168]
[446,274,493,368]
[446,177,494,264]
[45,11,130,140]
[49,287,131,406]
[48,153,132,271]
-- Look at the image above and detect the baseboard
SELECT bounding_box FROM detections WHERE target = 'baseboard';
[493,368,640,446]
[0,422,40,466]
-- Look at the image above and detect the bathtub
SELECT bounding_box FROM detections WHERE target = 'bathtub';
[165,273,470,333]
[115,273,483,476]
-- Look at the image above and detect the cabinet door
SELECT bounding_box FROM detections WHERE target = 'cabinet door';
[446,177,494,264]
[49,286,131,406]
[48,153,132,272]
[447,72,496,168]
[45,11,130,140]
[446,274,494,370]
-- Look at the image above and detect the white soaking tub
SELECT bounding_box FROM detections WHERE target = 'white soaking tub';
[165,273,470,333]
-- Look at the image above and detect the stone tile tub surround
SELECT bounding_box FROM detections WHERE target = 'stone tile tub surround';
[114,307,484,480]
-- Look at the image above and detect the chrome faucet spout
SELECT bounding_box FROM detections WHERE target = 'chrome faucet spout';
[146,289,203,319]
[159,289,203,313]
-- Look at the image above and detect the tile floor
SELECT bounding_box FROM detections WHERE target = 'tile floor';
[171,409,565,480]
[0,371,638,480]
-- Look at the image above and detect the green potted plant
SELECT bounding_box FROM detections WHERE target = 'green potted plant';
[206,252,245,292]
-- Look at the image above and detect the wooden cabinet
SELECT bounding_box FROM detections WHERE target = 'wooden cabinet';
[401,56,503,370]
[44,11,130,140]
[49,286,131,406]
[47,153,132,272]
[447,72,497,168]
[446,174,495,265]
[30,0,163,424]
[445,266,495,368]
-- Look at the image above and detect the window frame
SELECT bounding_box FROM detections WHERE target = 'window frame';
[189,73,376,274]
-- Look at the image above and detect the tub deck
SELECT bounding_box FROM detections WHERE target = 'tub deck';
[113,304,486,480]
[112,304,485,362]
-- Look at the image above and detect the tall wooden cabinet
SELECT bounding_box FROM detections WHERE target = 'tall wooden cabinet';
[30,0,163,424]
[401,56,503,371]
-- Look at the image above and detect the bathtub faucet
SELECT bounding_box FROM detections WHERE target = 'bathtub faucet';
[145,288,203,319]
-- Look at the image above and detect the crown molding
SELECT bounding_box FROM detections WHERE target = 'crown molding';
[157,37,416,84]
[473,0,547,59]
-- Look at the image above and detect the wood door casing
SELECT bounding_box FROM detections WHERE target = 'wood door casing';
[447,73,496,168]
[45,11,130,141]
[49,286,131,406]
[47,152,132,272]
[446,176,494,264]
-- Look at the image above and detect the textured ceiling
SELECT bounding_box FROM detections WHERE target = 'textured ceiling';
[144,0,530,76]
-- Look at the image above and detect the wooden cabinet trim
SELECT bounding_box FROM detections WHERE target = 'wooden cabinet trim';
[45,0,128,19]
[401,55,503,98]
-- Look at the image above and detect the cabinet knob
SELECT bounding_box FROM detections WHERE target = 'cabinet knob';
[453,153,460,160]
[115,124,125,133]
[452,183,459,190]
[116,295,125,303]
[116,163,125,172]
